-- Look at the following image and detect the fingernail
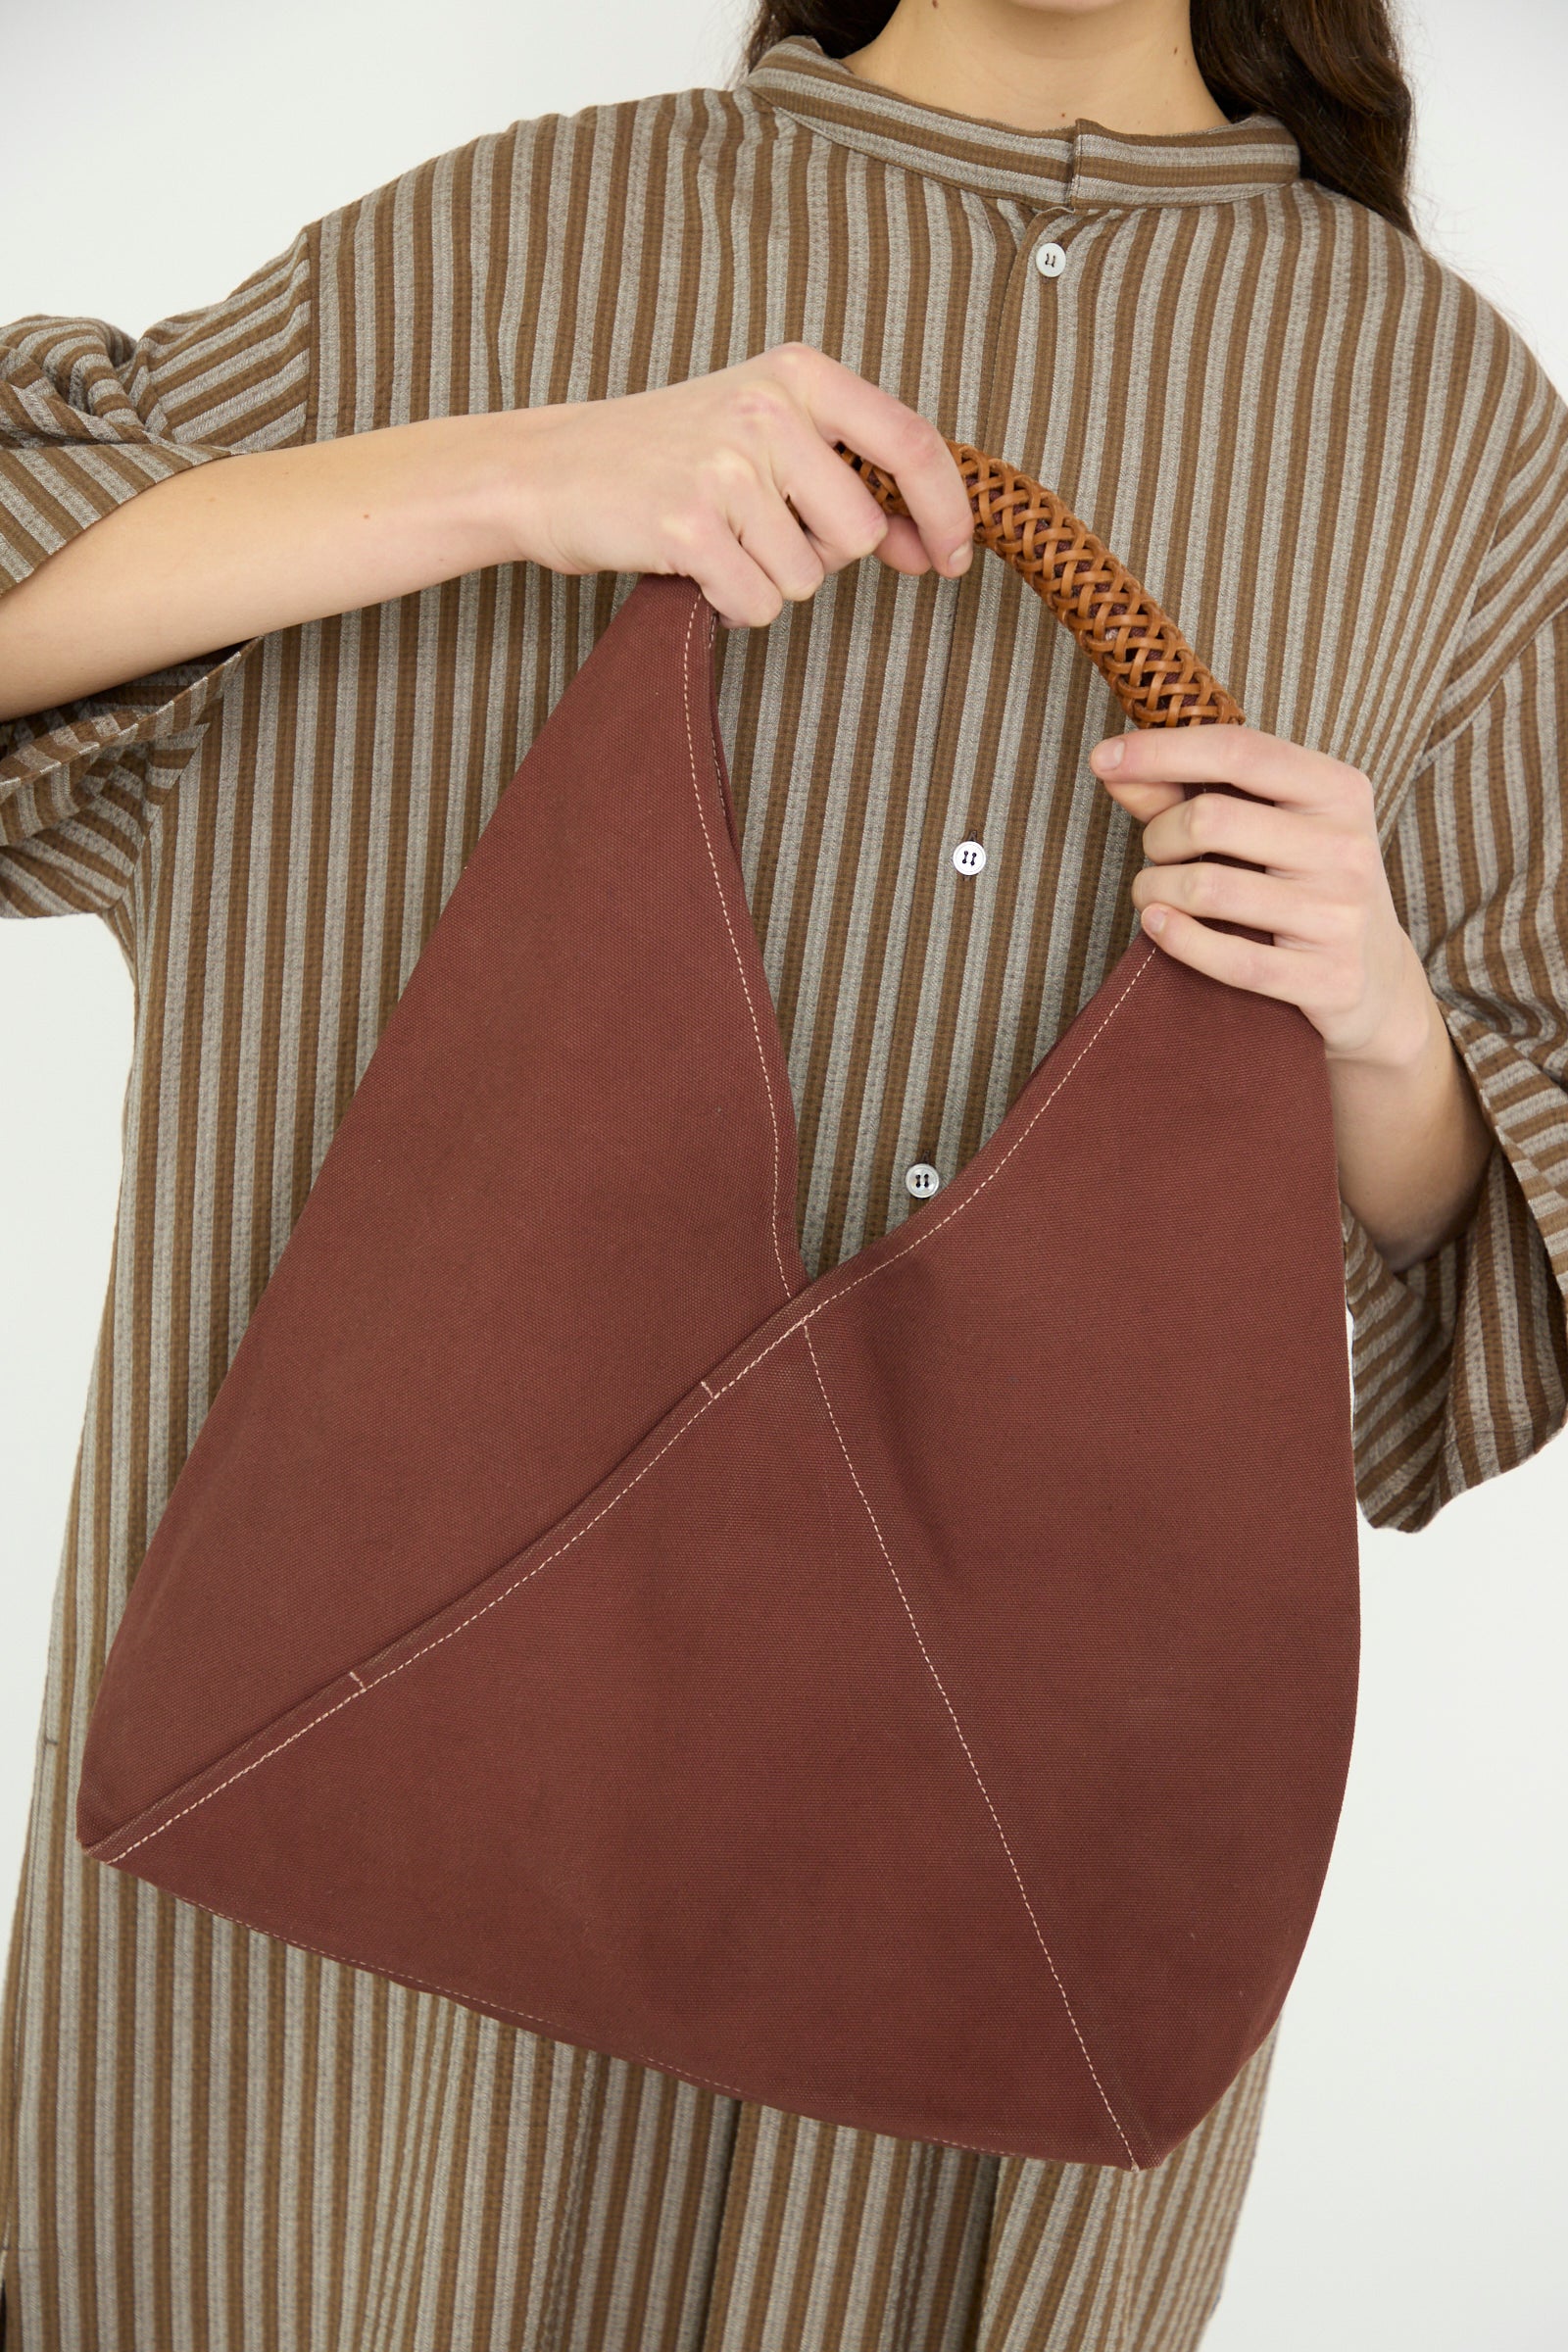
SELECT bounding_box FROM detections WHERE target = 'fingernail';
[946,540,973,573]
[1093,736,1125,772]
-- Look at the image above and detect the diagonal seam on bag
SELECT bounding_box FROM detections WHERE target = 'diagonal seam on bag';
[85,923,1158,1875]
[799,1316,1146,2169]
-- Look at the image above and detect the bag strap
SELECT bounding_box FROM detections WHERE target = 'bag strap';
[834,438,1246,733]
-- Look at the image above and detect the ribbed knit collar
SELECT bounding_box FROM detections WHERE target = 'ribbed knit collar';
[741,32,1301,211]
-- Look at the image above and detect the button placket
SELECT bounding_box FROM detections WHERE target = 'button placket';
[906,210,1075,1238]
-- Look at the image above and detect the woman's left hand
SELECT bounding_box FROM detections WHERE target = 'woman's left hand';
[1088,723,1431,1068]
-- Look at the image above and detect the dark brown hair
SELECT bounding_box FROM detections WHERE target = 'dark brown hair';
[735,2,1416,238]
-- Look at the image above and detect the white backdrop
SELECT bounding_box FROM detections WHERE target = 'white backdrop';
[2,5,1564,2344]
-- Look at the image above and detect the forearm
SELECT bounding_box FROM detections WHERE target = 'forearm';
[1326,937,1494,1274]
[0,407,545,724]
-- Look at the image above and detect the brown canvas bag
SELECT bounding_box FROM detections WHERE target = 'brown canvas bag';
[74,442,1360,2172]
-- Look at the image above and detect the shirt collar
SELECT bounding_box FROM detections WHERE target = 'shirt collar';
[739,32,1301,212]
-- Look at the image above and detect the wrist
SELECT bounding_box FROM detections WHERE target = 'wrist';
[441,403,567,573]
[1323,935,1441,1077]
[1326,969,1494,1272]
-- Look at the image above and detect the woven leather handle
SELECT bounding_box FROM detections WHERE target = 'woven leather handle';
[834,438,1245,732]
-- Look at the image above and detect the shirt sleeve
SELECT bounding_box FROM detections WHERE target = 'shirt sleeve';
[0,228,313,919]
[1343,589,1568,1533]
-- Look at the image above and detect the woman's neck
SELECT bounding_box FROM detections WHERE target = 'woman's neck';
[841,0,1231,137]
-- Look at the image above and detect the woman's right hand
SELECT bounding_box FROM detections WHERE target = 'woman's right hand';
[0,344,976,725]
[509,344,977,628]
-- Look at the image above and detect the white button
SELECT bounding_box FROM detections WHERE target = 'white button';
[1034,240,1067,278]
[952,838,987,876]
[905,1161,942,1199]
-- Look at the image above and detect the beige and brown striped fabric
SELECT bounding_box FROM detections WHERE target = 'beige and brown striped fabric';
[3,29,1567,2349]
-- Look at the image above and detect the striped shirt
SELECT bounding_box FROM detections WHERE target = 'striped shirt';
[3,28,1566,2350]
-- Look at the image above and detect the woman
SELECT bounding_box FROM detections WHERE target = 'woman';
[1,0,1564,2345]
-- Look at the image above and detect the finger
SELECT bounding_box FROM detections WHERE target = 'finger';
[1090,723,1359,810]
[1134,858,1325,944]
[1138,899,1309,1004]
[873,512,951,574]
[724,471,830,606]
[773,426,906,574]
[779,432,960,579]
[687,516,801,629]
[780,350,976,572]
[1137,791,1319,875]
[1094,773,1188,820]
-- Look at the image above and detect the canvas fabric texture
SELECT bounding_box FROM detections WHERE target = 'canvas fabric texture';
[3,29,1568,2352]
[71,567,1360,2178]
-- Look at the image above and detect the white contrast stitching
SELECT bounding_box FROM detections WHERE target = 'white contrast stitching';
[693,931,1159,1417]
[100,589,1158,1871]
[680,595,796,1302]
[104,1389,722,1862]
[799,1320,1143,2172]
[682,582,1160,1353]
